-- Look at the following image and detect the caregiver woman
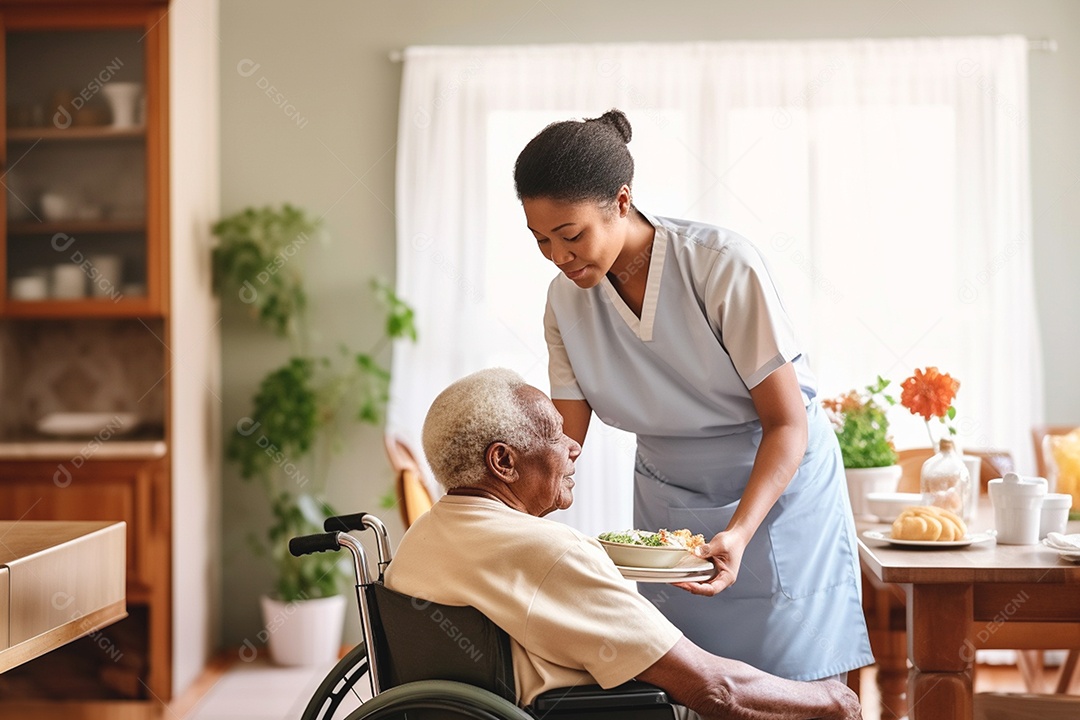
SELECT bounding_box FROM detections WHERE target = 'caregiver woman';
[514,109,873,681]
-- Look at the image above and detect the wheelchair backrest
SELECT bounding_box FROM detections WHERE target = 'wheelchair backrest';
[369,582,517,704]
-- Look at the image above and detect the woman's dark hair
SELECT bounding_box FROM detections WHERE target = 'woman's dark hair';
[513,109,634,203]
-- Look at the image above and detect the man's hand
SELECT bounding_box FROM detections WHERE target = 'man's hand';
[673,529,747,597]
[820,679,863,720]
[638,637,863,720]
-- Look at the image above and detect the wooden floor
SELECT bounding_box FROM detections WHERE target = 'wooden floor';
[167,652,1054,720]
[855,663,1035,720]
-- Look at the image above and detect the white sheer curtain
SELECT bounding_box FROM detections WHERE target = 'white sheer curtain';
[391,37,1042,535]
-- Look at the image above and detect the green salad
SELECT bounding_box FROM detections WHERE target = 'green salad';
[598,530,666,547]
[598,528,706,549]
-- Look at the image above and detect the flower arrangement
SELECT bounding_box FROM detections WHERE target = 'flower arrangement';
[823,376,898,469]
[899,366,961,448]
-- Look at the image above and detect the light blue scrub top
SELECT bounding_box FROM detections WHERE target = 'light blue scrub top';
[545,212,874,680]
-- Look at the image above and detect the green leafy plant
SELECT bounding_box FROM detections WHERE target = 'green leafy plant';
[212,203,319,337]
[214,204,417,602]
[823,376,898,469]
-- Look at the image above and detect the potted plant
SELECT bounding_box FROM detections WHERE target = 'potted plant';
[823,376,901,518]
[213,204,416,665]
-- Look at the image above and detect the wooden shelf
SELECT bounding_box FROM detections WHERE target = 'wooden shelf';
[8,220,145,235]
[1,297,158,319]
[6,126,145,142]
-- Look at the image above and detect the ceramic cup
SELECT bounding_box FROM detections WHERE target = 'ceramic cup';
[988,472,1047,545]
[962,455,982,486]
[9,275,48,301]
[51,264,86,299]
[1040,493,1073,539]
[87,254,123,297]
[102,82,143,128]
[39,192,73,222]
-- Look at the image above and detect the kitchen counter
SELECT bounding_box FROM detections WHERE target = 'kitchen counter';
[0,439,167,460]
[0,521,126,673]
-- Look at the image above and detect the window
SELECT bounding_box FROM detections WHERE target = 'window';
[392,38,1041,534]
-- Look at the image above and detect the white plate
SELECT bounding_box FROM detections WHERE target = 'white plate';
[617,561,715,583]
[862,529,995,548]
[36,412,141,437]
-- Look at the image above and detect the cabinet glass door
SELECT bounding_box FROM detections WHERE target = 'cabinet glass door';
[4,27,154,315]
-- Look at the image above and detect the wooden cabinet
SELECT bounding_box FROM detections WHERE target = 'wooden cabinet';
[0,1,175,710]
[0,4,169,318]
[0,458,170,701]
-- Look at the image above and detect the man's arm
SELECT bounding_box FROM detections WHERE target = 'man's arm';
[636,637,860,720]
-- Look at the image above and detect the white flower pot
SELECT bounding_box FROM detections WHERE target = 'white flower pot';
[845,465,902,518]
[260,593,346,666]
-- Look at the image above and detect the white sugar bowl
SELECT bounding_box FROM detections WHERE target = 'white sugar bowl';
[988,472,1047,545]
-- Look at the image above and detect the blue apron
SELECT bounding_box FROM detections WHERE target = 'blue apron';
[547,217,874,680]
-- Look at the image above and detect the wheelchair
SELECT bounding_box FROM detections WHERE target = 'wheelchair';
[290,512,678,720]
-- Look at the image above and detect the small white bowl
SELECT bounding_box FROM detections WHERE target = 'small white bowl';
[866,492,925,522]
[597,539,695,569]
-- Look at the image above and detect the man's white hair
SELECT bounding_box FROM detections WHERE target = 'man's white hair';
[422,368,543,490]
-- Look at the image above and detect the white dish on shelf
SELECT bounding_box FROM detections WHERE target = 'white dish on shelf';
[36,412,141,438]
[862,529,994,548]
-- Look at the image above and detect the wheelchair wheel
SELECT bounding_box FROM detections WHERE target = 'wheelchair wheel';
[301,643,372,720]
[342,679,532,720]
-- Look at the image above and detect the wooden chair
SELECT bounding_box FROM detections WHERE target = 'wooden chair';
[394,467,434,529]
[1031,425,1079,479]
[1028,425,1080,695]
[383,434,435,529]
[896,447,1016,495]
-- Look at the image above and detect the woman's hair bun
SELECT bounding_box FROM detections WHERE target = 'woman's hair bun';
[591,109,632,144]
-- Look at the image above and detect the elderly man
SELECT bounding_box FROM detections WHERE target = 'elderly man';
[385,368,860,720]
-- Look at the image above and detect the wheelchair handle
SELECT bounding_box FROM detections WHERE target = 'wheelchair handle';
[323,512,369,532]
[289,532,343,557]
[324,512,393,574]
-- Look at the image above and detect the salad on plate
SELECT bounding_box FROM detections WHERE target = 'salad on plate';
[598,528,705,550]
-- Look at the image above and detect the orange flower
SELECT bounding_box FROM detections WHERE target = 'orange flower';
[822,390,861,415]
[900,367,960,421]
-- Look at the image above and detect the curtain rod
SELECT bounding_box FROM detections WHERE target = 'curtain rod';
[388,37,1057,62]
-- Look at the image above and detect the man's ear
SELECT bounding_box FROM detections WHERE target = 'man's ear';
[485,442,517,484]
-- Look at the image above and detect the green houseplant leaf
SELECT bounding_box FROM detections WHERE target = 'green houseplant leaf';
[824,376,899,469]
[213,204,417,603]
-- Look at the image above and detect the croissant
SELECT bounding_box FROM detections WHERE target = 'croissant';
[891,505,967,541]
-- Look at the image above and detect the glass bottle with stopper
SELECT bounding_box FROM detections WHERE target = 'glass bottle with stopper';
[920,437,973,522]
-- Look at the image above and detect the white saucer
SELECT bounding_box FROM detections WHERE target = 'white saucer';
[862,529,995,548]
[616,560,714,583]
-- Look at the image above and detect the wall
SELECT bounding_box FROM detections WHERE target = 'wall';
[170,0,221,695]
[218,0,1080,647]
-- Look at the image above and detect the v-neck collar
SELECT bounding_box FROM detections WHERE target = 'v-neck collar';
[600,214,666,342]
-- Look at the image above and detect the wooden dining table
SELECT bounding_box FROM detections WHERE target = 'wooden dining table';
[856,499,1080,720]
[0,520,126,673]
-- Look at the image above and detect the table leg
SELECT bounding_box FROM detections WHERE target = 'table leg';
[909,668,973,719]
[874,624,908,719]
[862,572,907,719]
[906,583,973,720]
[859,574,911,720]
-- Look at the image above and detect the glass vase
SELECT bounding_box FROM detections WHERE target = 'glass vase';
[920,437,973,523]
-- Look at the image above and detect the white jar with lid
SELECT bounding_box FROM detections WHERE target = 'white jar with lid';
[988,472,1047,545]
